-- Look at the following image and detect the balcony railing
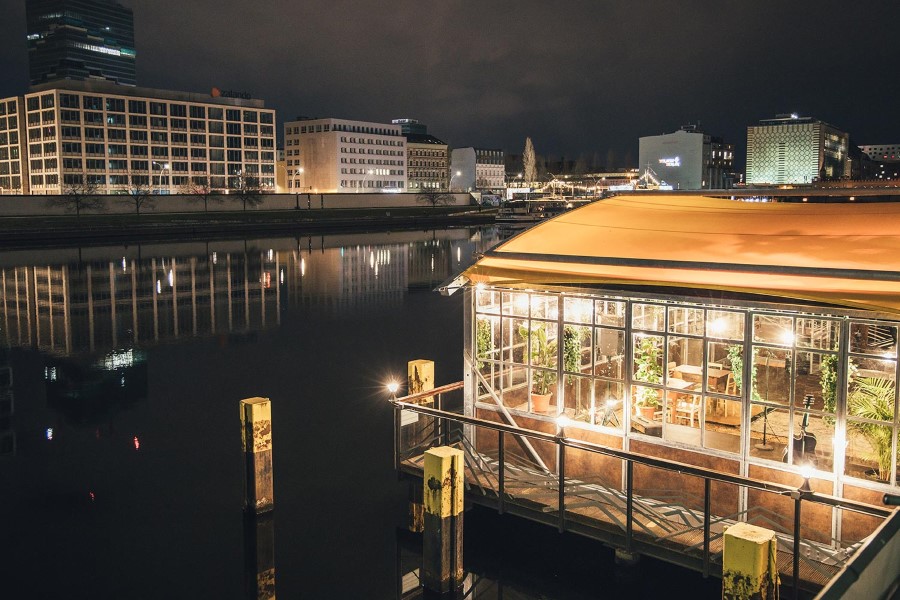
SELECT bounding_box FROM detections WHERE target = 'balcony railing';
[391,382,893,600]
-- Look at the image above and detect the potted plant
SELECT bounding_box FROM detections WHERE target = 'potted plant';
[519,321,558,413]
[633,336,662,419]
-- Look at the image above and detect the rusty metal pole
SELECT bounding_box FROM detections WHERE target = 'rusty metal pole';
[422,446,464,594]
[240,397,274,513]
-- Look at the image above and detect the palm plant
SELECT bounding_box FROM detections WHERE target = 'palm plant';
[847,376,896,482]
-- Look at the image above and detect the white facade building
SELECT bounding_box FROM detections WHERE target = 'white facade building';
[0,80,276,195]
[450,147,504,192]
[284,118,407,193]
[638,127,733,190]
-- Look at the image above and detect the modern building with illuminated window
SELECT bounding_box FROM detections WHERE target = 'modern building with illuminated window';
[746,115,850,185]
[0,80,276,195]
[859,144,900,181]
[638,125,734,190]
[284,117,407,193]
[392,119,449,192]
[415,195,900,584]
[26,0,137,87]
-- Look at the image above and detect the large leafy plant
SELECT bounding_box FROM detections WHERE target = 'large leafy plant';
[847,376,896,482]
[519,322,558,395]
[634,336,662,407]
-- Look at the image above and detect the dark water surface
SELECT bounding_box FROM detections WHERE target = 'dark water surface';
[0,227,719,599]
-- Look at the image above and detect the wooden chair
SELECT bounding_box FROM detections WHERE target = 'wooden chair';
[674,395,701,427]
[708,361,723,370]
[725,372,737,395]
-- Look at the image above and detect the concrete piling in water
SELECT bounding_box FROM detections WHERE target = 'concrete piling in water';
[722,522,780,600]
[240,397,274,514]
[422,446,464,594]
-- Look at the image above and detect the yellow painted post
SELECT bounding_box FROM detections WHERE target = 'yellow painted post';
[240,397,274,513]
[408,359,434,401]
[422,446,464,593]
[722,522,780,600]
[407,359,435,526]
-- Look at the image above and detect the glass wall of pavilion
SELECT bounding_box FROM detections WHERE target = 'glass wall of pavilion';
[466,284,899,545]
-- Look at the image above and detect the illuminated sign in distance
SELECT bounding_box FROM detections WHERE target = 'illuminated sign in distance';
[659,157,681,168]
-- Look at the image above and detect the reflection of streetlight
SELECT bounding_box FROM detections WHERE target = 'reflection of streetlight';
[151,161,170,194]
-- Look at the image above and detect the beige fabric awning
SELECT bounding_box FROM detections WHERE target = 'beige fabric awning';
[465,195,900,316]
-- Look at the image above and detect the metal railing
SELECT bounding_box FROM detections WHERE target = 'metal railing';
[390,382,893,599]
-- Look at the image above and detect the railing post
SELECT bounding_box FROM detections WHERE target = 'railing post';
[558,439,566,533]
[703,478,711,578]
[498,430,505,515]
[625,460,634,553]
[793,494,802,600]
[393,402,401,478]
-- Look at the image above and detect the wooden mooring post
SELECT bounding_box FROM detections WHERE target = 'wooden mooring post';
[422,446,464,594]
[240,397,274,514]
[722,522,779,600]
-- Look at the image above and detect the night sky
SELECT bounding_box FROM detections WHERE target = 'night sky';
[1,0,899,169]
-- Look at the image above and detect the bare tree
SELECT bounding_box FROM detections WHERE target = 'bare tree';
[182,176,222,212]
[523,137,537,183]
[121,176,155,216]
[49,175,106,217]
[416,190,454,208]
[229,173,264,211]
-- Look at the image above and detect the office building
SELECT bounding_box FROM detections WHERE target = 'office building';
[450,147,504,192]
[0,80,276,195]
[284,117,407,193]
[393,119,449,192]
[746,115,850,185]
[859,144,900,181]
[638,125,733,190]
[0,97,28,194]
[26,0,137,87]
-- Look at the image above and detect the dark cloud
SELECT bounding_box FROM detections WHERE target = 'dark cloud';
[2,0,899,167]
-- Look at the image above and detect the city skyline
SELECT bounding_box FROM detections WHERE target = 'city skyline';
[1,0,899,170]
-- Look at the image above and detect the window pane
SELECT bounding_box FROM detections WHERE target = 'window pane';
[501,317,527,365]
[850,322,898,356]
[756,347,791,405]
[595,300,625,328]
[633,303,664,332]
[594,328,624,379]
[796,318,840,351]
[502,292,529,317]
[563,374,592,424]
[753,314,793,345]
[668,336,703,387]
[705,397,741,453]
[475,287,499,313]
[593,380,624,430]
[748,405,789,461]
[848,358,896,423]
[845,421,894,483]
[631,386,662,437]
[708,342,739,396]
[633,335,663,385]
[707,310,744,340]
[668,306,704,336]
[530,295,558,320]
[563,297,593,324]
[562,324,591,376]
[666,391,701,446]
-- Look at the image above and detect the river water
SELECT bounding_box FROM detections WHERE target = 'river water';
[0,226,719,599]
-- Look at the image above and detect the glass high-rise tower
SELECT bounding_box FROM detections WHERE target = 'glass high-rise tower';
[26,0,136,86]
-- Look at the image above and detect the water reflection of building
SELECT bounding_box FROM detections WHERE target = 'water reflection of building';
[0,350,13,455]
[0,230,498,357]
[1,251,283,354]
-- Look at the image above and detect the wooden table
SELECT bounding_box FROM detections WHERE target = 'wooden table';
[673,364,731,391]
[667,378,696,391]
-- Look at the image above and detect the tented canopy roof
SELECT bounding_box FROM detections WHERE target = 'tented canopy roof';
[465,195,900,316]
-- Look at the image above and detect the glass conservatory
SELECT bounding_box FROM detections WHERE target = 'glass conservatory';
[459,195,900,538]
